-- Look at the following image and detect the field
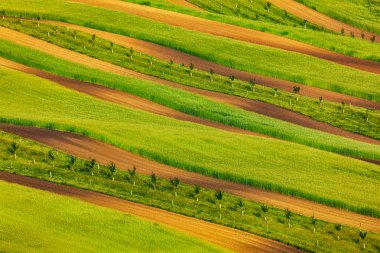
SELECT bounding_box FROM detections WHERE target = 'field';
[0,180,226,253]
[0,66,379,216]
[295,0,380,34]
[1,0,379,252]
[1,0,380,101]
[2,19,379,140]
[1,131,380,252]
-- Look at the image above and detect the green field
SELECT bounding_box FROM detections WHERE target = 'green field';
[0,180,226,253]
[119,0,380,62]
[296,0,380,34]
[0,66,379,216]
[1,0,380,101]
[3,19,378,139]
[1,131,380,252]
[1,38,380,159]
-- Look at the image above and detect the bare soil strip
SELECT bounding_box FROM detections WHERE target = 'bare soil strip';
[1,124,379,233]
[2,26,378,110]
[68,0,380,74]
[0,58,265,139]
[2,28,379,144]
[266,0,379,43]
[0,172,301,253]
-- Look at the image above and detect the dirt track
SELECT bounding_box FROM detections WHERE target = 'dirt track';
[1,124,379,233]
[266,0,379,43]
[0,172,301,253]
[0,58,266,139]
[2,27,380,144]
[68,0,380,74]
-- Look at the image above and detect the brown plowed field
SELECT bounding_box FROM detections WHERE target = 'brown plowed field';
[1,124,379,233]
[0,172,301,253]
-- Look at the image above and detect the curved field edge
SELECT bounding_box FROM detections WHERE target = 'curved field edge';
[0,39,379,161]
[0,180,227,253]
[1,1,380,101]
[0,67,379,217]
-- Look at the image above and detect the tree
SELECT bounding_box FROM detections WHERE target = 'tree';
[311,215,317,233]
[194,185,201,201]
[189,63,194,77]
[108,162,116,181]
[273,87,278,97]
[130,47,134,60]
[350,32,355,38]
[150,172,157,190]
[37,16,41,27]
[128,166,137,186]
[169,177,180,197]
[229,75,235,87]
[292,86,301,101]
[341,102,346,114]
[361,32,365,39]
[359,230,367,249]
[85,158,96,176]
[318,96,323,106]
[66,155,76,170]
[370,35,376,42]
[237,199,245,215]
[265,2,271,12]
[73,30,77,40]
[110,42,114,53]
[214,190,224,219]
[261,204,269,232]
[169,59,174,70]
[334,224,342,241]
[365,108,374,122]
[341,28,345,35]
[284,208,292,228]
[48,149,56,167]
[2,10,5,19]
[209,69,214,81]
[249,79,256,91]
[91,34,96,47]
[9,142,19,159]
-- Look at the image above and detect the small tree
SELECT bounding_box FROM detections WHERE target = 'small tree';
[150,172,157,190]
[361,32,365,39]
[91,34,96,47]
[209,69,214,81]
[169,177,180,197]
[365,108,374,122]
[66,155,77,171]
[169,59,174,70]
[194,185,201,201]
[2,10,5,19]
[249,78,256,91]
[334,224,342,241]
[108,162,116,181]
[273,87,278,97]
[85,158,96,176]
[284,208,292,228]
[261,204,269,232]
[110,42,114,53]
[9,142,19,159]
[350,32,355,38]
[341,102,346,114]
[37,16,41,27]
[189,63,194,77]
[318,96,323,106]
[237,199,245,215]
[73,30,77,40]
[128,166,137,186]
[214,190,224,219]
[130,47,134,60]
[359,230,367,249]
[48,149,56,167]
[266,2,271,12]
[229,75,235,87]
[292,86,301,101]
[341,28,345,35]
[370,35,376,43]
[311,215,317,233]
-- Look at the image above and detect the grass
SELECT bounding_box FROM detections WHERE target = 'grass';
[1,0,380,101]
[0,66,379,217]
[295,0,380,34]
[2,18,379,140]
[0,181,227,253]
[119,0,380,62]
[1,37,380,160]
[1,131,380,252]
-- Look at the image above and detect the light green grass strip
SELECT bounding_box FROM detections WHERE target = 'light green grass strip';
[1,0,380,101]
[0,38,379,161]
[0,66,379,216]
[0,180,226,253]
